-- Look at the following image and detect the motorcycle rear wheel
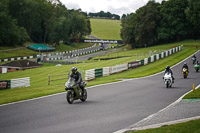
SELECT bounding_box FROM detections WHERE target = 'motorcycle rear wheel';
[66,91,74,104]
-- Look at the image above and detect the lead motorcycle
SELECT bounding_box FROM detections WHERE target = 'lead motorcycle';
[163,72,173,88]
[65,77,87,104]
[192,57,196,64]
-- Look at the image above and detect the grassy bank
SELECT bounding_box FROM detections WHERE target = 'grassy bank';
[90,18,121,40]
[127,119,200,133]
[0,40,199,104]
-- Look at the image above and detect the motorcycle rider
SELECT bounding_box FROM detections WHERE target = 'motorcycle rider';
[182,62,189,73]
[70,67,84,96]
[164,66,174,82]
[192,54,196,59]
[192,54,196,63]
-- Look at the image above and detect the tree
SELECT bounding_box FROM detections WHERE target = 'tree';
[121,13,136,47]
[121,0,161,48]
[134,0,161,47]
[185,0,200,38]
[158,0,189,42]
[0,0,29,46]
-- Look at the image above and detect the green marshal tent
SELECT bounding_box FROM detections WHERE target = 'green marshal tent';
[27,44,55,52]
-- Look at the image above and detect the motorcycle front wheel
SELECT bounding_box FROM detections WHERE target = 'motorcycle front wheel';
[166,83,169,88]
[66,91,74,104]
[80,89,87,102]
[183,74,187,78]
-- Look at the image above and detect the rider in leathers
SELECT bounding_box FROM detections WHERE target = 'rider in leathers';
[70,67,84,96]
[164,66,174,83]
[182,62,189,73]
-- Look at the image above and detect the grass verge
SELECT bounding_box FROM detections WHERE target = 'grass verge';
[183,88,200,99]
[127,119,200,133]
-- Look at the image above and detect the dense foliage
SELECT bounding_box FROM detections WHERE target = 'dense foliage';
[0,0,91,46]
[88,11,120,20]
[121,0,200,48]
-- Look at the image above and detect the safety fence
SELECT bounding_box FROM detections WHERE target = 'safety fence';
[0,55,37,63]
[0,77,30,89]
[48,70,85,86]
[85,45,182,81]
[0,45,97,62]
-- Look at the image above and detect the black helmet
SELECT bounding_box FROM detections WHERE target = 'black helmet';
[166,65,170,70]
[71,66,77,74]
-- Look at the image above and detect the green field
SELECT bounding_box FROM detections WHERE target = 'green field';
[90,18,121,40]
[0,40,199,104]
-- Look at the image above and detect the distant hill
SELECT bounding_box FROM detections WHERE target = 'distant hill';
[90,18,121,40]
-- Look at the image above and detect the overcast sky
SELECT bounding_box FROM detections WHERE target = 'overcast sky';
[60,0,164,16]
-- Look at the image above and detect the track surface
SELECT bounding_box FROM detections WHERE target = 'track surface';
[0,51,200,133]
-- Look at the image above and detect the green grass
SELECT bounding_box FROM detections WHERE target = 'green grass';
[183,88,200,99]
[55,43,94,52]
[0,40,199,104]
[127,119,200,133]
[90,18,121,40]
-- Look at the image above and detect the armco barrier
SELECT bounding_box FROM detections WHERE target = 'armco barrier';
[103,67,110,76]
[11,77,30,88]
[109,63,128,74]
[85,45,182,81]
[140,59,144,66]
[144,58,148,65]
[95,68,103,78]
[0,77,30,89]
[85,69,95,81]
[0,80,11,90]
[128,61,140,69]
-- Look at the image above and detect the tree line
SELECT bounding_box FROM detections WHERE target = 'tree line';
[88,11,120,20]
[121,0,200,48]
[0,0,91,46]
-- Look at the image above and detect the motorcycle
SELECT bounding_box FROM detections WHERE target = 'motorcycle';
[192,57,196,64]
[182,68,188,78]
[65,77,87,104]
[194,63,200,72]
[163,72,173,88]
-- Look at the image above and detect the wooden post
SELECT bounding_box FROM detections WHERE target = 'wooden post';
[48,74,50,85]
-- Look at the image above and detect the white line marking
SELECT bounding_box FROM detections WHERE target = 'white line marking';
[113,50,200,133]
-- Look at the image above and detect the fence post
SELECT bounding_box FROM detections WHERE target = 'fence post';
[48,74,50,85]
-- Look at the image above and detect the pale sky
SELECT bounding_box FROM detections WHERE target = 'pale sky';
[60,0,164,16]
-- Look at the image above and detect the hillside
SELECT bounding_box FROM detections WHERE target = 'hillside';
[90,18,121,40]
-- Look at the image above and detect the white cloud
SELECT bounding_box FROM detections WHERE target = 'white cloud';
[60,0,164,16]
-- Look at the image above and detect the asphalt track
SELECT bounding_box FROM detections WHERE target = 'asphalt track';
[0,51,200,133]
